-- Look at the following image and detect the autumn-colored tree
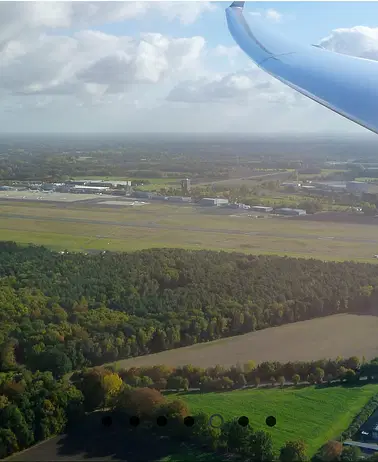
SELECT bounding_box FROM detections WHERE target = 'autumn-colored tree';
[319,440,343,462]
[120,387,165,418]
[244,360,256,374]
[152,378,168,391]
[102,373,123,407]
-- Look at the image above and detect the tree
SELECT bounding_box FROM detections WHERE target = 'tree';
[167,376,189,391]
[341,445,361,462]
[79,368,111,411]
[292,374,300,386]
[118,387,165,419]
[220,419,252,454]
[319,440,343,461]
[278,376,286,388]
[102,373,123,407]
[0,404,34,449]
[279,440,308,462]
[315,367,325,384]
[244,361,256,374]
[249,430,274,461]
[37,349,73,378]
[190,412,220,451]
[158,399,189,420]
[344,370,357,384]
[0,428,18,458]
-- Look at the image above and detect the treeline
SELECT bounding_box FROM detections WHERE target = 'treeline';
[73,356,372,397]
[2,243,378,378]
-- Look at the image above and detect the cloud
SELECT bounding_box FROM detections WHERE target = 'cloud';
[1,2,378,134]
[166,71,299,107]
[319,26,378,60]
[0,1,214,42]
[249,8,283,23]
[213,45,241,59]
[265,9,282,23]
[154,2,216,25]
[1,30,205,100]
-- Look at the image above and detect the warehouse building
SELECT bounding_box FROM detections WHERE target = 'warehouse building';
[72,185,110,194]
[250,206,273,213]
[200,198,229,206]
[166,196,192,202]
[275,208,306,216]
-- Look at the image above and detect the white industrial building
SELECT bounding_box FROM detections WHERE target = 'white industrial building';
[72,185,110,193]
[250,206,273,213]
[275,208,306,216]
[165,196,192,202]
[200,197,229,206]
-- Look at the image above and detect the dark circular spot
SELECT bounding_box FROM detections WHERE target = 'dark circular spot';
[157,415,167,427]
[266,416,276,427]
[129,416,140,427]
[238,416,249,427]
[102,415,112,427]
[184,416,195,427]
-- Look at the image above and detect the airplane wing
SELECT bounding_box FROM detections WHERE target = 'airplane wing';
[226,1,378,134]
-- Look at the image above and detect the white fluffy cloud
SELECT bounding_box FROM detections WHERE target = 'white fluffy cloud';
[319,26,378,60]
[1,2,378,133]
[250,8,283,23]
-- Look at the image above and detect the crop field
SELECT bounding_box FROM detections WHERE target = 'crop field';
[1,199,378,261]
[175,384,378,457]
[107,314,378,370]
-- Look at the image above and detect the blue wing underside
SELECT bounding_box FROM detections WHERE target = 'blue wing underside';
[226,1,378,134]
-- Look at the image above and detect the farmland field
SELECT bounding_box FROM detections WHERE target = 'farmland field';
[1,199,378,262]
[106,314,378,370]
[174,385,378,457]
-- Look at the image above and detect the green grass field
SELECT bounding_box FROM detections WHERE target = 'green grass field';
[1,200,378,262]
[171,385,378,457]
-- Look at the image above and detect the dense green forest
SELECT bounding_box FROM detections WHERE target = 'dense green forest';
[1,243,378,378]
[0,369,83,458]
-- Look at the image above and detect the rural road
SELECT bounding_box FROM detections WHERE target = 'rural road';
[2,212,378,245]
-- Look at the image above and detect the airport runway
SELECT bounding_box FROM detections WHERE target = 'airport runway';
[2,212,378,245]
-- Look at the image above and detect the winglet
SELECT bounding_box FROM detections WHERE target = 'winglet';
[229,1,245,9]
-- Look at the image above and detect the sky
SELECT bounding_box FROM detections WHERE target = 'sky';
[1,1,378,135]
